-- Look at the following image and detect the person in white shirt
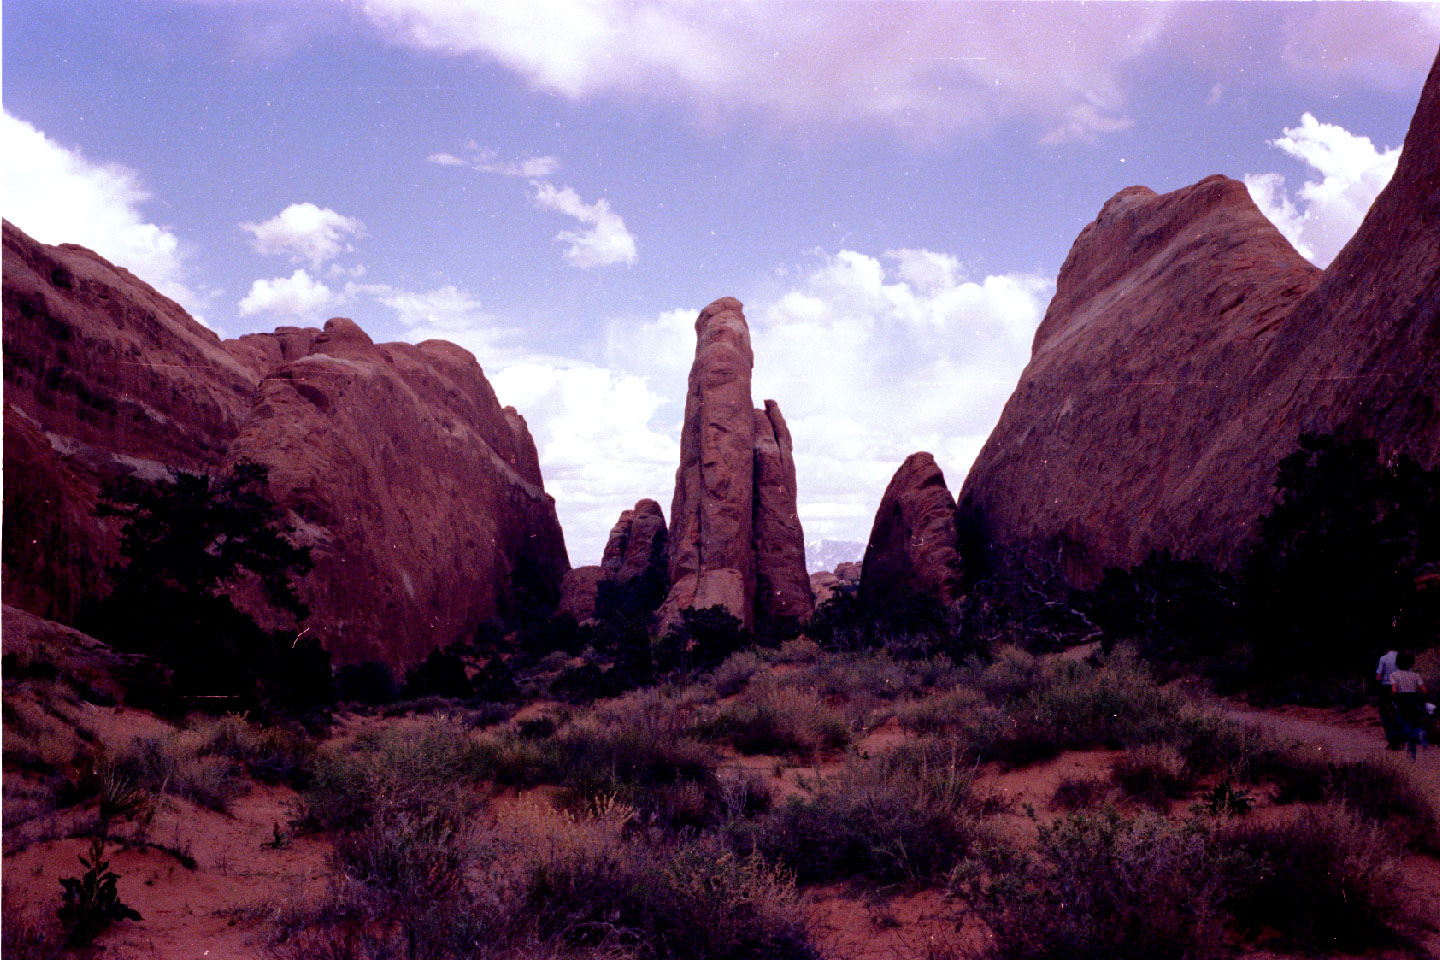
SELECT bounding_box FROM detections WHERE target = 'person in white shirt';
[1377,649,1401,749]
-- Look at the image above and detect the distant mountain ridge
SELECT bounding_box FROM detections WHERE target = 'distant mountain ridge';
[806,539,865,574]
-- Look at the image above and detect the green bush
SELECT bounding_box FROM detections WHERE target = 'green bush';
[58,837,143,948]
[1111,744,1192,807]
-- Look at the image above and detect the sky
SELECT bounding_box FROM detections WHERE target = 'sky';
[4,2,1436,566]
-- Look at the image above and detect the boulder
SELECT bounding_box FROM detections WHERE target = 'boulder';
[809,571,842,607]
[860,453,963,608]
[960,51,1440,585]
[662,297,759,626]
[752,400,813,625]
[833,561,862,587]
[618,499,668,582]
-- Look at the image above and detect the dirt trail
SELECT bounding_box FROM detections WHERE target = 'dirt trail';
[1216,698,1440,793]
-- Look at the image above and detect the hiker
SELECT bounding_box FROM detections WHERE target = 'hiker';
[1376,647,1401,749]
[1389,651,1429,759]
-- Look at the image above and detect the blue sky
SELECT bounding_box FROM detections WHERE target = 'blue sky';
[4,2,1436,565]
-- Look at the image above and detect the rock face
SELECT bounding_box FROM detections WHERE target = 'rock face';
[602,498,669,584]
[2,223,568,669]
[752,400,814,626]
[660,298,811,628]
[960,52,1440,585]
[663,298,761,625]
[559,566,605,623]
[226,318,569,668]
[860,453,964,608]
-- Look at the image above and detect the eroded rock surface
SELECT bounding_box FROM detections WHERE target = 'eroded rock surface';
[2,223,569,669]
[753,400,813,625]
[861,453,963,608]
[662,298,760,625]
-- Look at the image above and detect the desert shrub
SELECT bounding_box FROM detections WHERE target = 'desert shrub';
[469,656,518,703]
[1,903,65,960]
[334,661,399,705]
[770,637,822,664]
[295,720,484,834]
[472,725,721,828]
[973,811,1224,960]
[1327,757,1440,850]
[801,652,922,701]
[550,662,633,704]
[520,824,819,960]
[896,687,982,736]
[1050,776,1108,810]
[1111,744,1192,807]
[113,734,246,813]
[691,685,849,758]
[403,648,473,700]
[734,741,980,887]
[1216,805,1405,953]
[965,653,1187,768]
[188,714,315,785]
[710,650,764,697]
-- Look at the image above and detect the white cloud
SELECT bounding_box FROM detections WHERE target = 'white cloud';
[0,111,210,322]
[490,358,681,564]
[360,0,1166,142]
[237,269,341,321]
[1244,113,1400,266]
[603,249,1053,547]
[530,181,637,268]
[428,143,560,177]
[240,202,366,268]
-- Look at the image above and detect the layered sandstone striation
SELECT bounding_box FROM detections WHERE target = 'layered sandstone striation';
[861,453,964,608]
[659,298,811,628]
[2,223,568,669]
[960,52,1440,584]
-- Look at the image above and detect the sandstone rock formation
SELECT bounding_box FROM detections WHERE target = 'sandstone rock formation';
[960,51,1440,586]
[602,498,669,584]
[833,562,862,588]
[558,566,605,623]
[2,223,569,669]
[225,318,569,668]
[660,298,811,629]
[860,453,964,608]
[809,571,842,607]
[663,298,760,624]
[753,401,814,626]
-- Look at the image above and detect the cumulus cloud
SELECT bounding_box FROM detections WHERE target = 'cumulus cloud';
[530,181,638,268]
[603,249,1053,547]
[428,142,560,177]
[240,202,366,268]
[1244,113,1400,266]
[489,359,680,564]
[1,111,210,321]
[237,269,341,321]
[360,0,1167,142]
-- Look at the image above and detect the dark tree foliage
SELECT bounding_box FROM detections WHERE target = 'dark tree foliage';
[1081,550,1240,668]
[470,655,519,703]
[654,606,751,676]
[1242,434,1440,695]
[503,555,561,628]
[84,460,328,715]
[403,647,474,700]
[335,661,400,705]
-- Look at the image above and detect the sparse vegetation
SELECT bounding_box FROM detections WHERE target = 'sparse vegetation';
[57,837,144,948]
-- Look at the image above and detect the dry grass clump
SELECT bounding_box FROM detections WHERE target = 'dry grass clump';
[1050,776,1109,811]
[272,799,819,960]
[896,685,984,735]
[710,650,766,697]
[732,740,983,887]
[769,637,821,664]
[972,810,1225,960]
[1111,744,1191,807]
[690,681,850,758]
